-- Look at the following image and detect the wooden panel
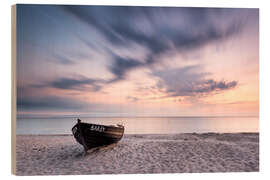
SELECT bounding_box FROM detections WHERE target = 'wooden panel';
[11,4,17,175]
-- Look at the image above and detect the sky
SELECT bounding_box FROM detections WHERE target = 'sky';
[16,5,259,117]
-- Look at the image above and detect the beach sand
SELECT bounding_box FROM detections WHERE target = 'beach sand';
[16,133,259,175]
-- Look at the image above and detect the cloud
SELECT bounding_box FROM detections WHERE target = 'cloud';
[17,93,134,114]
[17,95,92,110]
[51,52,91,65]
[126,96,139,102]
[63,6,244,83]
[153,65,238,97]
[17,85,91,111]
[50,77,98,90]
[19,6,244,100]
[32,76,105,92]
[108,54,144,82]
[51,53,75,65]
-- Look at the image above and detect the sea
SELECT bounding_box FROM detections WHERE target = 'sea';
[16,116,259,135]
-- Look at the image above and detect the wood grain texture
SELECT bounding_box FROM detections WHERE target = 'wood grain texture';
[11,4,17,175]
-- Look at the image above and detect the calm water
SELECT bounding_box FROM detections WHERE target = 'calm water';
[16,116,259,135]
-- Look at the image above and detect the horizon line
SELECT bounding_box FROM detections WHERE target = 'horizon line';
[17,115,260,119]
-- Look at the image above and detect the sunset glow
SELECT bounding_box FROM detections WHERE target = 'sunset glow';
[17,5,259,117]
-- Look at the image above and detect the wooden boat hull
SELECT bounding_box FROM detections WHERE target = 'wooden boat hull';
[72,119,124,151]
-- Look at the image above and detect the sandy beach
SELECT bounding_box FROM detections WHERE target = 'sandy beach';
[16,133,259,175]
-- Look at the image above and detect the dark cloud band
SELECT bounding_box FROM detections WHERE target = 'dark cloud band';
[153,66,238,97]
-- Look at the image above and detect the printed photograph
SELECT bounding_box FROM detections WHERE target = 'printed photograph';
[14,4,259,175]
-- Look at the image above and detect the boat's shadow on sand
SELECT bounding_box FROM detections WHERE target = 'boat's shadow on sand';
[84,143,118,156]
[72,143,119,158]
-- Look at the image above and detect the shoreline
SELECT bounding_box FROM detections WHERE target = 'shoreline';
[16,132,259,136]
[16,133,259,175]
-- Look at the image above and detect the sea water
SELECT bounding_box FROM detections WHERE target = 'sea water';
[16,116,259,135]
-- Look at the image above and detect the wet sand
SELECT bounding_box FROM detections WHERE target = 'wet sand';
[16,133,259,175]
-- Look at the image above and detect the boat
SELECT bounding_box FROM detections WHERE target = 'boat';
[71,119,124,151]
